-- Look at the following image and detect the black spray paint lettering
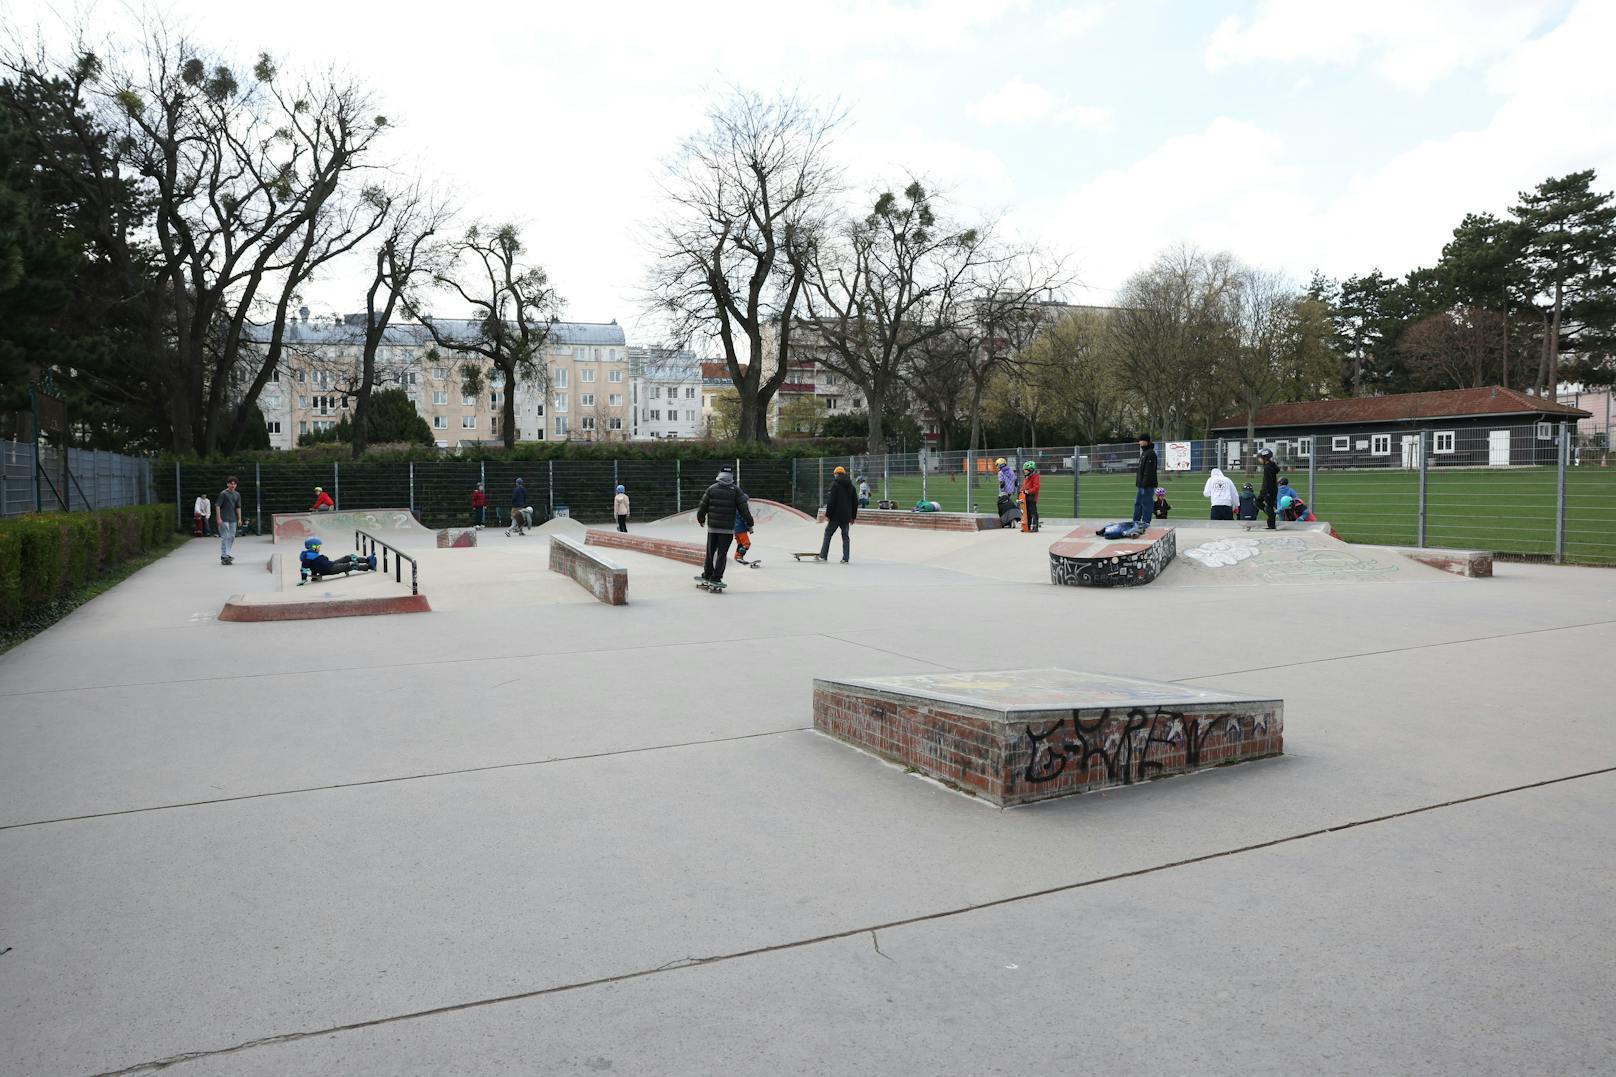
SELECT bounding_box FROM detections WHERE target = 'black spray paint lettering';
[1022,709,1232,785]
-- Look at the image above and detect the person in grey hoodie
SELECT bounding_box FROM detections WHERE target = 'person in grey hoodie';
[695,467,753,586]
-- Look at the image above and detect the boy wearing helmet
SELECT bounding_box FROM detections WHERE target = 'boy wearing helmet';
[613,484,630,532]
[310,486,334,512]
[1255,448,1279,530]
[1020,460,1041,532]
[298,537,377,583]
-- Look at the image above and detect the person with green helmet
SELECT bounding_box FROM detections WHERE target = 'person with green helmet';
[1020,460,1041,532]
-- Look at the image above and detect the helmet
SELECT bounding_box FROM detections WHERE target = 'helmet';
[314,486,323,492]
[1278,495,1293,509]
[1023,461,1035,471]
[834,466,846,474]
[615,484,625,493]
[1257,448,1273,459]
[1154,487,1166,497]
[995,458,1006,467]
[304,537,322,550]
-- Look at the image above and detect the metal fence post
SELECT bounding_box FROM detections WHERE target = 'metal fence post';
[1307,445,1318,517]
[817,457,824,509]
[255,463,263,534]
[965,450,975,514]
[1417,429,1429,548]
[1073,446,1080,519]
[409,461,416,514]
[173,461,181,530]
[613,459,619,493]
[734,456,741,488]
[1555,420,1568,563]
[921,455,928,503]
[548,460,555,517]
[676,458,682,512]
[883,455,889,502]
[333,462,340,510]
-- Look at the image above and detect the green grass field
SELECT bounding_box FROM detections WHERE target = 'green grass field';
[869,466,1616,565]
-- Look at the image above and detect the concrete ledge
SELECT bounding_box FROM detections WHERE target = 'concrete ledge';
[813,669,1283,807]
[436,528,479,548]
[1392,546,1493,578]
[585,529,704,566]
[1049,527,1176,587]
[550,534,628,604]
[219,592,432,621]
[817,508,999,531]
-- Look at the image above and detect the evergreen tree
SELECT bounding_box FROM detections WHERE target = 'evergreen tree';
[1511,170,1616,394]
[364,388,434,445]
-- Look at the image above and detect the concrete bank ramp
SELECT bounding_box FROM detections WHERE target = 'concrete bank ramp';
[650,498,813,530]
[1163,528,1458,586]
[272,508,475,549]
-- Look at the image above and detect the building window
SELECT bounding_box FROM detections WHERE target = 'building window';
[1536,422,1555,440]
[581,368,595,383]
[651,386,661,399]
[686,410,697,422]
[554,393,568,412]
[1332,436,1350,452]
[609,417,622,430]
[555,369,568,389]
[572,347,586,362]
[404,372,417,386]
[581,416,596,432]
[554,416,569,435]
[461,416,476,429]
[1297,436,1312,458]
[298,420,308,435]
[1434,431,1456,454]
[433,367,446,380]
[685,387,696,399]
[462,393,475,406]
[266,421,281,434]
[270,367,280,383]
[490,370,504,386]
[1371,434,1391,456]
[579,394,594,406]
[826,398,839,410]
[297,369,307,383]
[608,370,624,383]
[608,348,618,361]
[433,415,447,429]
[609,394,623,406]
[434,391,448,405]
[650,409,661,421]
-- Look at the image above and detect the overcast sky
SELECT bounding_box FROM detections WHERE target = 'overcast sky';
[11,0,1615,344]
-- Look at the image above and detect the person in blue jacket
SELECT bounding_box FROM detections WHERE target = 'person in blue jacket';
[299,537,377,582]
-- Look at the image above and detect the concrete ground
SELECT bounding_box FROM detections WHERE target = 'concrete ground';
[2,518,1614,1075]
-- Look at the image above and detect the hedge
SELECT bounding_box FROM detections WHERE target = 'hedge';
[0,505,174,630]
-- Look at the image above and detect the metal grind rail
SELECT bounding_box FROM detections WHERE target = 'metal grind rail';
[355,529,420,595]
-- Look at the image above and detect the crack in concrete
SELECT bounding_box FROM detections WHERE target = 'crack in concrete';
[0,727,811,832]
[88,764,1616,1076]
[870,930,893,961]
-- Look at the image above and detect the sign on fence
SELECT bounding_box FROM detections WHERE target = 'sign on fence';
[1164,441,1193,471]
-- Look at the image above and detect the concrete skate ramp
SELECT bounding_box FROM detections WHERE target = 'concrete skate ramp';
[650,498,812,530]
[272,508,475,549]
[1163,528,1459,587]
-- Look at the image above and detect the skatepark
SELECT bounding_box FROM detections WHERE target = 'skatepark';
[2,504,1614,1074]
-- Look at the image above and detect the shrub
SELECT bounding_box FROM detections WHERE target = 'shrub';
[0,505,176,632]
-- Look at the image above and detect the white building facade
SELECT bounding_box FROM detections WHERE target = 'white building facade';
[628,347,702,440]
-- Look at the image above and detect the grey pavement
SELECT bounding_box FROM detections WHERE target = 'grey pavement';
[2,530,1615,1075]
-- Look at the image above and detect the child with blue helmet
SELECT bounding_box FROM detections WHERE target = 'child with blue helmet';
[298,537,378,583]
[613,484,630,532]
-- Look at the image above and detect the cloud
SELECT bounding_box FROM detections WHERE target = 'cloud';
[968,78,1113,130]
[1046,3,1106,38]
[1205,0,1560,89]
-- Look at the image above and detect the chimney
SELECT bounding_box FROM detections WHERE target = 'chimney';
[298,305,310,324]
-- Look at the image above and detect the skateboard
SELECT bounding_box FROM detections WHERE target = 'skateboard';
[695,578,727,593]
[735,558,762,568]
[791,552,825,561]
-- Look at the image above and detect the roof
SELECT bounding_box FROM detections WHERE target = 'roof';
[244,317,626,348]
[701,361,740,382]
[1211,386,1591,430]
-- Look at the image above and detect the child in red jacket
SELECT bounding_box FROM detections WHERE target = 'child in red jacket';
[1020,461,1041,532]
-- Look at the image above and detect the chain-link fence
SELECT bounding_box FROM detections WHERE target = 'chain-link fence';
[159,421,1616,564]
[1,442,155,517]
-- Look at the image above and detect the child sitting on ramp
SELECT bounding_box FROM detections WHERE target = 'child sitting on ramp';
[299,537,378,583]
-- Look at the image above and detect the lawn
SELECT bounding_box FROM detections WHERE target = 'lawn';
[867,465,1616,565]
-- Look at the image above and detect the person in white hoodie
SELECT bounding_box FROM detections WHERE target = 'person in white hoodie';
[1203,467,1240,521]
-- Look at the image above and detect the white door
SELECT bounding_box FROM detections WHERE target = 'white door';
[1488,429,1510,467]
[1400,435,1421,469]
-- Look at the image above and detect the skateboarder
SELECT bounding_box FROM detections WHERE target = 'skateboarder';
[1021,461,1040,532]
[1255,448,1279,530]
[733,498,754,564]
[471,483,487,528]
[1203,468,1239,520]
[193,492,211,537]
[508,478,530,535]
[298,537,378,581]
[613,485,630,532]
[1132,434,1157,530]
[1238,482,1258,521]
[695,466,752,589]
[819,465,857,562]
[215,476,243,564]
[311,486,334,512]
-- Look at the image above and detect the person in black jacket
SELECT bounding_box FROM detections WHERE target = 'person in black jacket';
[1255,448,1280,530]
[1132,434,1158,529]
[819,466,858,562]
[695,467,753,586]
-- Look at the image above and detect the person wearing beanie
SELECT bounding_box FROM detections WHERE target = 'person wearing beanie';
[1256,448,1280,530]
[818,465,857,562]
[507,478,531,536]
[1132,434,1157,529]
[471,482,487,529]
[695,467,752,588]
[613,484,630,532]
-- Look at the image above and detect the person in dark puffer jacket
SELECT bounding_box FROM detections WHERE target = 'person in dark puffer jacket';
[695,467,753,586]
[819,466,858,562]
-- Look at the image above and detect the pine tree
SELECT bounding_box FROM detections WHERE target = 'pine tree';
[1511,171,1616,394]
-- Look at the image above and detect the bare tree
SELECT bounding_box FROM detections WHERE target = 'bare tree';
[646,90,840,443]
[1224,269,1338,471]
[1398,306,1508,390]
[1021,307,1127,444]
[903,327,972,451]
[408,222,561,450]
[351,184,453,456]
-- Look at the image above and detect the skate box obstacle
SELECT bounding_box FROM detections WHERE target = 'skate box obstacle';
[814,669,1282,807]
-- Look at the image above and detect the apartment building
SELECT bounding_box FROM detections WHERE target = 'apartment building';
[249,310,628,447]
[628,347,702,440]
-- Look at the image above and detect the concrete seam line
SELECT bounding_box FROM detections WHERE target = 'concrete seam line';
[1168,617,1616,683]
[0,630,831,699]
[89,764,1616,1076]
[0,727,812,832]
[817,633,954,670]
